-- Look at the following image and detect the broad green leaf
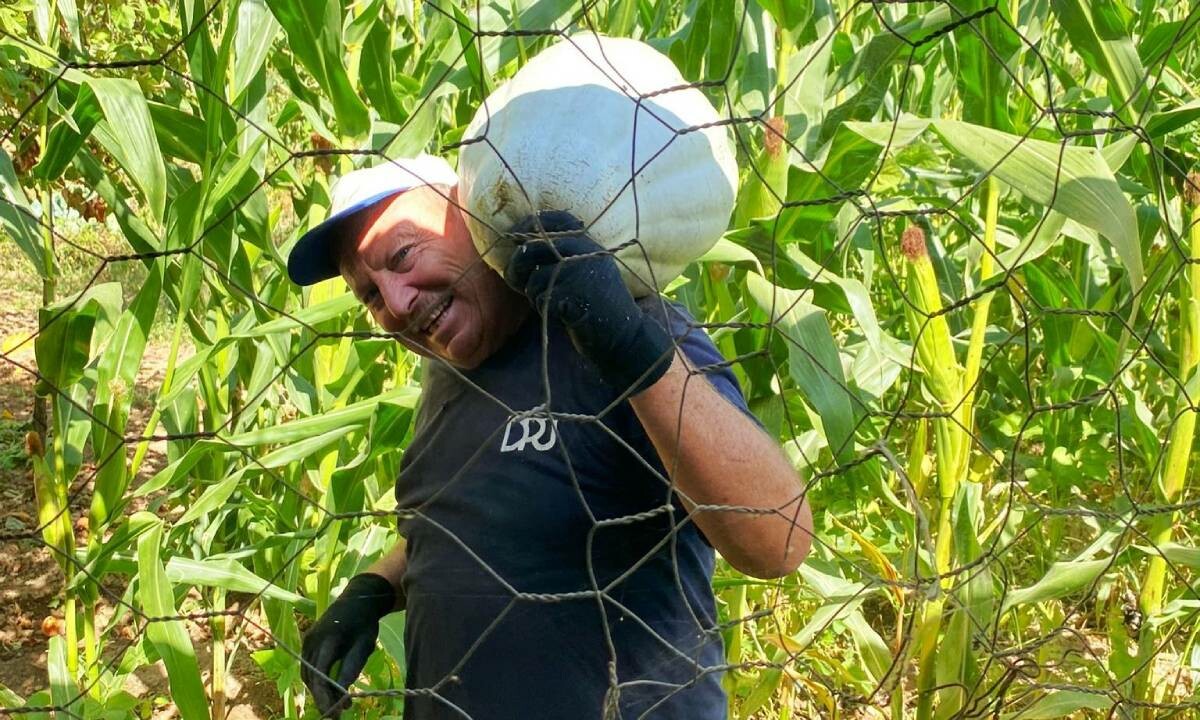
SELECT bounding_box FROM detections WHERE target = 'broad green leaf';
[32,84,103,181]
[235,291,361,336]
[378,613,407,672]
[135,386,419,496]
[1131,542,1200,569]
[1139,19,1200,67]
[260,426,350,468]
[47,635,78,714]
[784,245,912,368]
[951,0,1020,132]
[207,133,268,214]
[233,0,280,101]
[264,0,369,139]
[798,562,868,601]
[165,557,316,613]
[135,514,211,720]
[148,102,208,164]
[701,237,763,272]
[756,0,809,32]
[740,658,785,716]
[1000,558,1110,614]
[1145,99,1200,138]
[67,73,167,222]
[746,273,858,464]
[0,684,24,707]
[70,512,159,594]
[844,611,891,683]
[57,0,80,53]
[794,596,865,649]
[842,116,931,149]
[824,8,950,141]
[1000,689,1113,719]
[34,283,122,394]
[0,149,44,272]
[175,469,249,525]
[932,119,1142,290]
[1051,0,1147,116]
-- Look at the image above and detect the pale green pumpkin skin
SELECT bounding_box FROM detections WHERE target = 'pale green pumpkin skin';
[458,33,739,297]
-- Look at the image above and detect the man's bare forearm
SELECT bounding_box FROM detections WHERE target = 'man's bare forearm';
[365,539,408,612]
[631,355,813,579]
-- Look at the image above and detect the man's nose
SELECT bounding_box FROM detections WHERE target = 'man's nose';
[378,278,419,323]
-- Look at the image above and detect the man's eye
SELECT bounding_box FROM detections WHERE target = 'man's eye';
[389,246,411,270]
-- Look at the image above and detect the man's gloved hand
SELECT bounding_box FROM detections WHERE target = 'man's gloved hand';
[505,211,674,395]
[301,573,397,718]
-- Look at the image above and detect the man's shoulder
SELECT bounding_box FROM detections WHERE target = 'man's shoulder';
[636,294,695,334]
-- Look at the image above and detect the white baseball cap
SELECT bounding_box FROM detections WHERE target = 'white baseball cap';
[287,153,459,286]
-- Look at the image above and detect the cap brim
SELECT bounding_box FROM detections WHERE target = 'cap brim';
[286,189,404,286]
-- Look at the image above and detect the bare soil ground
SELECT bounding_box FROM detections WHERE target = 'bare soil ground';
[0,307,282,718]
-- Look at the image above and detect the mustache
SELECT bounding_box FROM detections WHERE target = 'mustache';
[397,288,456,340]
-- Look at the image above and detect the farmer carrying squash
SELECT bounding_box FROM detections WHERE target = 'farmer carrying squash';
[287,153,813,719]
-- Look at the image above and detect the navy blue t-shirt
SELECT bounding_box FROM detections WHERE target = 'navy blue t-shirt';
[394,296,752,719]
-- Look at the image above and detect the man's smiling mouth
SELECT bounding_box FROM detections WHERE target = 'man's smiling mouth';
[422,296,453,335]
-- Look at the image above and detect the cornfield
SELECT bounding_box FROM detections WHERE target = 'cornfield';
[1,0,1199,718]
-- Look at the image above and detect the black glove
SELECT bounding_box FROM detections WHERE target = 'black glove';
[301,573,397,718]
[504,211,674,395]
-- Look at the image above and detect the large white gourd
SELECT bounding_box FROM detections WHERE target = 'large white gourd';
[457,33,738,296]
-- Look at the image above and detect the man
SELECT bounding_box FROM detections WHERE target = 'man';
[289,155,813,719]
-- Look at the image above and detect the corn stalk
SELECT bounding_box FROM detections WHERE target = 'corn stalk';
[28,428,77,676]
[1132,173,1200,713]
[906,177,1000,719]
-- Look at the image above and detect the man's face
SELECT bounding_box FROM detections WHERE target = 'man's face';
[337,185,527,368]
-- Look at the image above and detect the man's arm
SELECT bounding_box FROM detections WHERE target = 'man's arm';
[630,355,812,579]
[365,540,408,612]
[502,215,813,579]
[301,540,408,717]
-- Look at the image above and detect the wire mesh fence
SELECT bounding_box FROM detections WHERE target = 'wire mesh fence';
[1,0,1199,718]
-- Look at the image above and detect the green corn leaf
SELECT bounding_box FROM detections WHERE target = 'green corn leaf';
[739,659,785,716]
[1139,19,1200,67]
[135,513,211,720]
[175,470,249,526]
[32,84,103,182]
[844,611,892,683]
[378,614,407,672]
[1051,0,1147,116]
[234,292,361,337]
[34,283,122,394]
[746,273,858,464]
[47,635,79,715]
[932,119,1142,290]
[0,149,44,272]
[1000,689,1113,719]
[1131,542,1200,569]
[1000,558,1111,614]
[232,0,281,102]
[65,72,168,223]
[1145,99,1200,138]
[148,102,208,164]
[165,557,316,613]
[264,0,369,139]
[701,237,763,272]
